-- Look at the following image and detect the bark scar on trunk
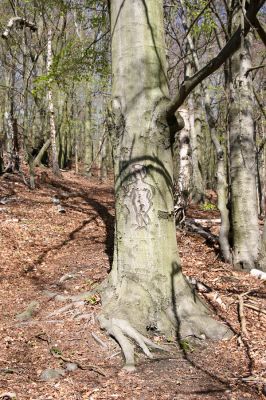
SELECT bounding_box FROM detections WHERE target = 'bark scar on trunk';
[122,164,155,229]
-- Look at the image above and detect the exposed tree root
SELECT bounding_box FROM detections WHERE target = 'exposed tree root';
[98,316,166,371]
[46,302,83,318]
[98,270,232,370]
[44,290,93,302]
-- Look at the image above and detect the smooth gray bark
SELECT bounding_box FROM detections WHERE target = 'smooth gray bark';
[4,70,20,173]
[259,144,266,271]
[100,0,231,370]
[185,56,204,204]
[180,0,231,262]
[228,11,259,270]
[205,93,232,263]
[188,89,205,203]
[84,100,93,177]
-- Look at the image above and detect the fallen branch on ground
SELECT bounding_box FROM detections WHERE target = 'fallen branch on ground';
[184,218,219,244]
[244,302,266,316]
[238,293,248,338]
[193,218,221,224]
[91,332,108,349]
[35,332,106,376]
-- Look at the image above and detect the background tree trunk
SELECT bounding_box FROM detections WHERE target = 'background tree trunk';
[187,87,205,203]
[84,99,93,177]
[5,69,20,173]
[205,92,232,263]
[47,28,61,176]
[228,8,259,270]
[175,107,191,223]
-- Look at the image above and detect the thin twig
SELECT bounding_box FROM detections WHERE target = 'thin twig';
[244,302,266,316]
[244,64,265,77]
[91,332,108,349]
[35,332,106,376]
[183,0,213,40]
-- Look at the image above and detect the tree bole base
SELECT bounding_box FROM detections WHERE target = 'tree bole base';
[98,277,232,370]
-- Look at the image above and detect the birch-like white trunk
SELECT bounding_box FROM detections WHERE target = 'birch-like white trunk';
[187,86,204,203]
[176,107,191,218]
[4,70,20,173]
[47,28,60,176]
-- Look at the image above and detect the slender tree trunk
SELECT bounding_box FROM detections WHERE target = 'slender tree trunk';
[84,100,93,177]
[180,6,204,204]
[99,137,108,181]
[188,14,232,261]
[4,111,19,173]
[0,137,4,173]
[261,225,266,271]
[259,141,266,271]
[99,0,230,371]
[193,88,206,192]
[21,29,35,189]
[5,70,20,173]
[175,107,191,222]
[180,0,231,261]
[228,9,259,270]
[205,93,232,263]
[187,82,204,203]
[47,28,61,176]
[0,153,3,174]
[75,136,79,174]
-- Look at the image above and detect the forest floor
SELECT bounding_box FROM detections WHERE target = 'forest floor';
[0,169,265,400]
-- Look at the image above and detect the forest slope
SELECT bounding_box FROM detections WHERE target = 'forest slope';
[0,170,265,400]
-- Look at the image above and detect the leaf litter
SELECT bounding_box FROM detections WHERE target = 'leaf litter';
[0,169,265,399]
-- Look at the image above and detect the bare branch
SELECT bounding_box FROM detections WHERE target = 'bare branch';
[183,0,213,41]
[2,17,37,39]
[253,16,266,47]
[245,64,265,77]
[166,0,263,117]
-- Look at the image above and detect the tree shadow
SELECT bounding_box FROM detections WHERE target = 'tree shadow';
[170,261,232,391]
[25,214,98,279]
[48,179,115,267]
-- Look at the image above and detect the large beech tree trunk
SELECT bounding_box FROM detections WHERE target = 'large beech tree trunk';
[259,146,266,271]
[228,10,259,270]
[99,0,230,370]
